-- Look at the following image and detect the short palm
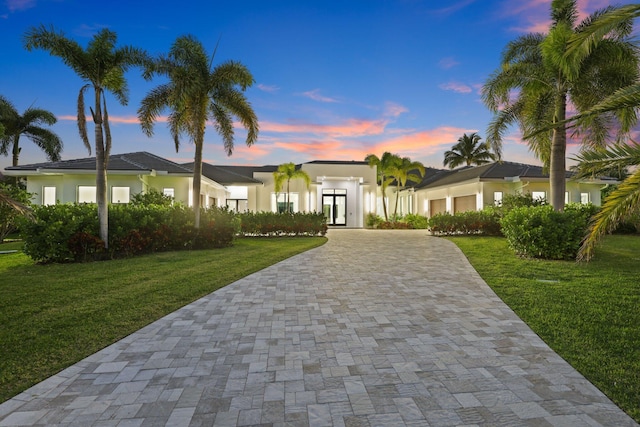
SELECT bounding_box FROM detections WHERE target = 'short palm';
[365,152,400,221]
[443,133,494,169]
[0,95,62,167]
[386,157,425,219]
[273,163,311,213]
[138,35,259,227]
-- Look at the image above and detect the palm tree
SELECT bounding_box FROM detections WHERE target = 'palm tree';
[0,95,63,166]
[138,35,259,228]
[365,152,400,221]
[572,142,640,261]
[482,0,640,211]
[24,26,148,247]
[386,156,425,220]
[273,162,311,213]
[443,132,495,169]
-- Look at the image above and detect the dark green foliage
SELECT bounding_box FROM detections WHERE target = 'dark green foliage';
[19,204,237,263]
[129,188,174,207]
[0,182,32,241]
[237,211,327,236]
[500,204,595,260]
[365,213,383,228]
[402,214,430,229]
[428,209,502,236]
[501,192,547,210]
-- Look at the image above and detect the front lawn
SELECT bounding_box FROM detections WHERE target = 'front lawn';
[447,234,640,423]
[0,237,326,403]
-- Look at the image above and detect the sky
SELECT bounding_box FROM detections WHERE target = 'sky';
[0,0,632,172]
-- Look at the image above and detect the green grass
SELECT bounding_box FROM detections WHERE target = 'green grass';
[0,237,326,403]
[447,234,640,423]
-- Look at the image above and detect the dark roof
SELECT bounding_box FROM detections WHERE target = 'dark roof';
[412,161,575,189]
[305,160,369,165]
[5,152,192,174]
[188,163,268,185]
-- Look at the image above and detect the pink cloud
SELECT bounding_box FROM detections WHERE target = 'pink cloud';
[257,84,279,93]
[301,89,339,103]
[260,118,387,138]
[59,115,165,124]
[383,102,408,118]
[439,81,473,94]
[6,0,35,11]
[438,57,460,69]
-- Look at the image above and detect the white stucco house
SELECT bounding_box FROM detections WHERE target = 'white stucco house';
[389,161,616,217]
[3,152,614,227]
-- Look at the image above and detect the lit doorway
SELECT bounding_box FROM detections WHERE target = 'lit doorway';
[322,189,346,226]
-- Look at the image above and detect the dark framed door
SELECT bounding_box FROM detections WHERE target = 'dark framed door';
[322,193,346,226]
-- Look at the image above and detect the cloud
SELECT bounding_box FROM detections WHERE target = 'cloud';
[439,81,473,94]
[257,84,279,93]
[383,102,408,118]
[438,57,460,69]
[504,0,611,34]
[6,0,35,11]
[431,0,477,16]
[300,89,339,103]
[260,118,387,138]
[73,23,110,37]
[58,114,145,124]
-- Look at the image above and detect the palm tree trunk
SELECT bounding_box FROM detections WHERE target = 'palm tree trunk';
[94,88,109,248]
[193,140,203,228]
[286,178,290,213]
[393,186,400,220]
[11,135,20,167]
[550,91,568,211]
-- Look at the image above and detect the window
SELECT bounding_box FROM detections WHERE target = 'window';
[111,186,130,204]
[78,186,96,203]
[532,191,546,202]
[43,186,56,205]
[163,188,175,198]
[494,191,503,206]
[272,192,299,213]
[565,192,569,204]
[227,199,248,212]
[581,192,590,204]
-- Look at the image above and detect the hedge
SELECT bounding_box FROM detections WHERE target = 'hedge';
[237,211,327,236]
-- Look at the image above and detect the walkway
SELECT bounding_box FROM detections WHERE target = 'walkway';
[0,230,636,426]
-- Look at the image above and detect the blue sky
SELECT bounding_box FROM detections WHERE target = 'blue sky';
[0,0,627,171]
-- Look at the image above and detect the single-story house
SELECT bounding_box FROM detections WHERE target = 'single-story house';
[3,153,615,227]
[389,161,616,217]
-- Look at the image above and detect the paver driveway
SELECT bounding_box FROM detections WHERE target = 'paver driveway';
[0,229,636,426]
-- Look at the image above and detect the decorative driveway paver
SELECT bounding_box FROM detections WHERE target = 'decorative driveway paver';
[0,229,636,426]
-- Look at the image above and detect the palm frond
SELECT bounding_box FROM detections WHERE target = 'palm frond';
[578,167,640,261]
[571,141,640,178]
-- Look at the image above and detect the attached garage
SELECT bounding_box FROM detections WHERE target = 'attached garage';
[429,198,446,216]
[454,195,476,213]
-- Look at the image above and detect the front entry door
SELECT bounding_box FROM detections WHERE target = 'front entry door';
[323,193,347,226]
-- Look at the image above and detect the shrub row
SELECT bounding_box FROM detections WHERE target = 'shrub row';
[19,204,238,263]
[237,211,327,236]
[428,209,502,236]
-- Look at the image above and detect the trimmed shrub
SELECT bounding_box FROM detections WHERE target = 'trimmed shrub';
[428,209,501,236]
[238,211,327,236]
[19,204,237,263]
[377,221,413,229]
[366,213,383,228]
[500,204,594,260]
[0,182,32,242]
[403,214,430,229]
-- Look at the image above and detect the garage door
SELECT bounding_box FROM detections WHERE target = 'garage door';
[429,198,446,216]
[454,195,476,213]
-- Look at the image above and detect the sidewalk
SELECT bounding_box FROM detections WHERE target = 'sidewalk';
[0,229,636,426]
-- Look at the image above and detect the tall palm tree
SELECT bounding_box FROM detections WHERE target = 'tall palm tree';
[365,152,400,221]
[443,132,495,169]
[138,35,259,228]
[572,142,640,261]
[0,95,63,166]
[386,156,425,219]
[273,162,311,213]
[24,26,147,247]
[482,0,640,211]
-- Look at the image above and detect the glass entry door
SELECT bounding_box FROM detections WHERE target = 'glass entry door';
[322,189,347,226]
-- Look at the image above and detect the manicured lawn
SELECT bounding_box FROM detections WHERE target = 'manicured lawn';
[0,237,326,403]
[447,234,640,423]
